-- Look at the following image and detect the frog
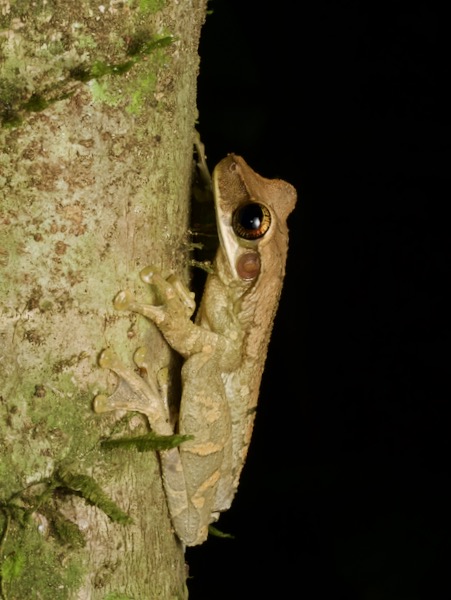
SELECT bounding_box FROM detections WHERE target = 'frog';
[94,149,297,546]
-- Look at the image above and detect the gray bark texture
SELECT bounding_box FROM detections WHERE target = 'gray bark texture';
[0,1,207,598]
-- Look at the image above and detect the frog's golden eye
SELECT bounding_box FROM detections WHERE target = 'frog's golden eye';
[232,203,271,240]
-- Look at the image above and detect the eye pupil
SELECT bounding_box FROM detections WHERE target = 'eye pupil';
[232,203,271,240]
[239,204,263,231]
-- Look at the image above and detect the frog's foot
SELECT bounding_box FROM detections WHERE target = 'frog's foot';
[141,266,196,317]
[94,348,172,436]
[112,268,196,327]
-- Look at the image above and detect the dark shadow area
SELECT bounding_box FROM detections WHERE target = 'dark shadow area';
[188,2,449,598]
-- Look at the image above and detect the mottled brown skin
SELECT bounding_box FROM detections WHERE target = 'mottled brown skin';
[95,154,297,546]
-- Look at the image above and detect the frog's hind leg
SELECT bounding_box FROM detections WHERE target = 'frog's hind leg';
[94,348,173,436]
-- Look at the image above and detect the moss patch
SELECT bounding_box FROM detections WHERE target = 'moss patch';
[0,1,173,127]
[137,0,166,14]
[0,515,84,600]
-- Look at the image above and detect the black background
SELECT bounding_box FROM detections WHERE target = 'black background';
[186,2,449,598]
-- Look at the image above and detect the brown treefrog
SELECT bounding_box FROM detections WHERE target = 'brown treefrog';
[94,152,297,546]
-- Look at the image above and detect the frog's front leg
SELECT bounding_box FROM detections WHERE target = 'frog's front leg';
[96,268,232,546]
[114,266,222,358]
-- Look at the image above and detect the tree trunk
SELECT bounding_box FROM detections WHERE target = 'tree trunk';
[0,1,206,597]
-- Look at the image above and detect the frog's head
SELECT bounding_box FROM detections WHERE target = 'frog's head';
[212,154,297,284]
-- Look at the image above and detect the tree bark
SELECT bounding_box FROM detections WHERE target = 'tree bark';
[0,1,206,597]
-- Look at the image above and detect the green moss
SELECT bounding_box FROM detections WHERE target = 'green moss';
[0,460,132,576]
[0,484,85,597]
[0,457,21,498]
[47,40,66,56]
[70,59,135,82]
[126,71,157,114]
[75,34,98,51]
[90,60,155,112]
[0,549,26,585]
[138,0,166,14]
[1,2,173,128]
[90,80,120,108]
[48,509,85,548]
[0,518,83,600]
[208,524,235,540]
[0,77,26,126]
[0,78,26,106]
[0,108,22,128]
[55,468,133,525]
[69,35,173,82]
[22,93,49,113]
[101,431,193,452]
[0,364,102,499]
[0,85,74,126]
[126,33,173,57]
[92,59,136,77]
[66,34,173,114]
